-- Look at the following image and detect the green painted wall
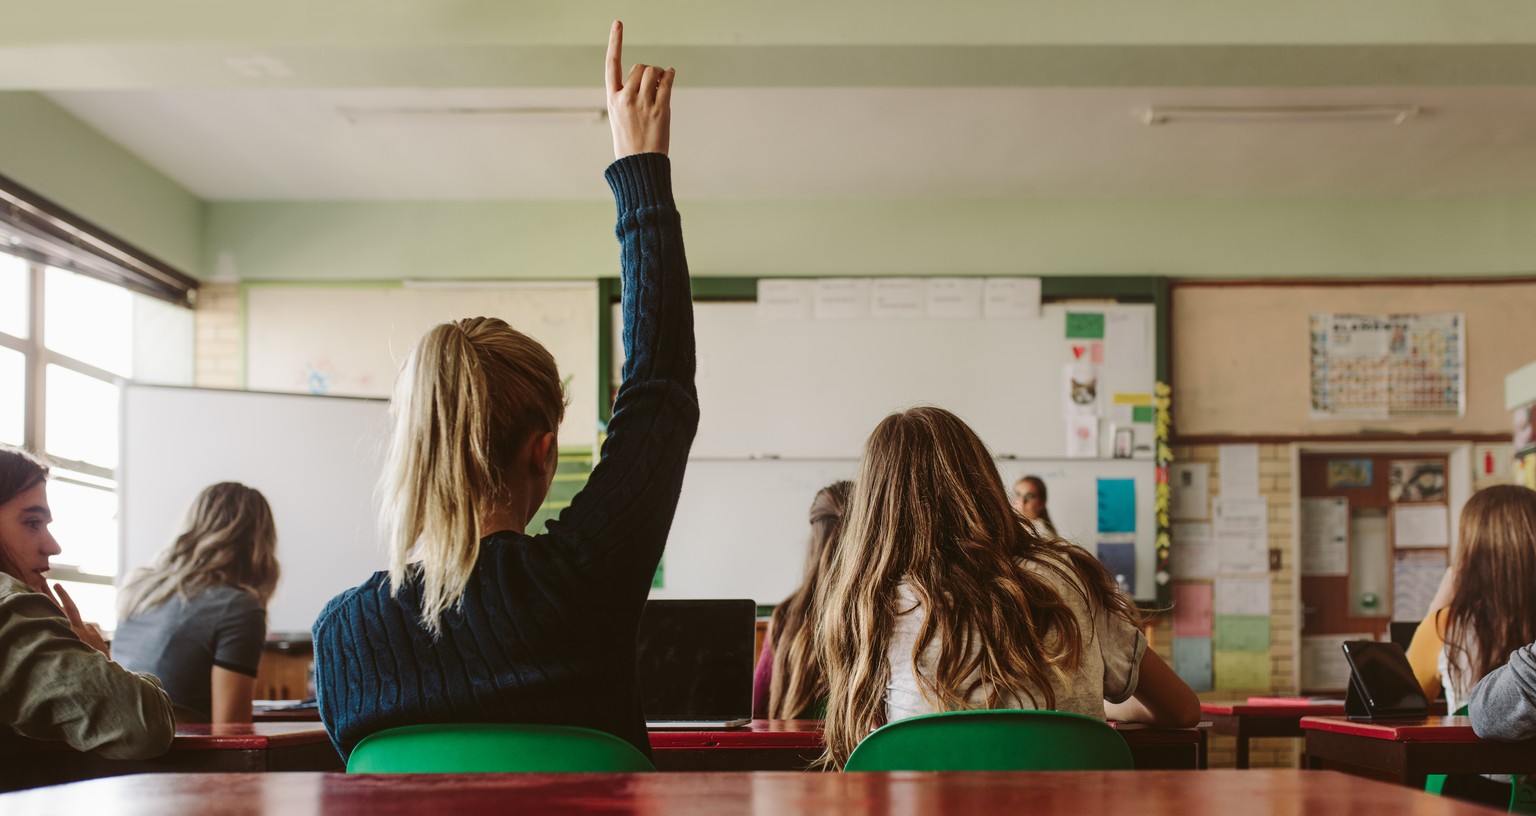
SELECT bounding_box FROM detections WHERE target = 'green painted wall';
[0,93,203,275]
[207,195,1536,281]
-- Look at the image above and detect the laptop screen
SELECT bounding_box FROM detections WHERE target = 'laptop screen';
[637,599,756,721]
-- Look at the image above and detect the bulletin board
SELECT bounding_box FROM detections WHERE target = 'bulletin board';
[1172,280,1536,437]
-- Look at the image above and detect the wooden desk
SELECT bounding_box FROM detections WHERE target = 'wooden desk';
[649,719,1208,771]
[2,722,342,793]
[1202,700,1346,768]
[252,700,322,722]
[0,770,1497,815]
[1302,715,1536,787]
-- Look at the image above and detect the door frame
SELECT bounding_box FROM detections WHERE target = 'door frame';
[1288,441,1473,694]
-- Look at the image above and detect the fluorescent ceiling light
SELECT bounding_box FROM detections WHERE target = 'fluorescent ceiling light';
[338,106,608,126]
[1142,104,1421,126]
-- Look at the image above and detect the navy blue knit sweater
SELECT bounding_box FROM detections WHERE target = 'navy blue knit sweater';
[312,153,696,762]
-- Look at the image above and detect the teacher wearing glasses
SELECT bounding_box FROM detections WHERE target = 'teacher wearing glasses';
[1011,475,1057,537]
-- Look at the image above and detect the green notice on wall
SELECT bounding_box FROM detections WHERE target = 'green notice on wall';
[652,559,665,589]
[1065,312,1105,340]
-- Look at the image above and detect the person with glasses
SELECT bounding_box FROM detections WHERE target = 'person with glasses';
[1011,475,1056,536]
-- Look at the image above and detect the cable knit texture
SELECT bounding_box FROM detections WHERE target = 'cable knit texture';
[312,153,696,761]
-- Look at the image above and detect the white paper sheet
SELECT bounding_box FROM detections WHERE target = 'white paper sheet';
[812,278,871,320]
[1066,414,1098,458]
[1393,550,1448,622]
[1219,443,1261,499]
[982,277,1041,319]
[1301,497,1350,576]
[868,278,927,319]
[1102,311,1149,390]
[1214,496,1269,574]
[1394,504,1449,548]
[1170,462,1210,520]
[925,278,984,319]
[756,279,814,321]
[1170,522,1215,579]
[1215,576,1271,616]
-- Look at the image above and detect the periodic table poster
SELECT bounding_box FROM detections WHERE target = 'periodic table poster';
[1308,312,1465,419]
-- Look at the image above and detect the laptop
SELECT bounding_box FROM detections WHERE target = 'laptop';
[638,599,756,729]
[1340,640,1429,721]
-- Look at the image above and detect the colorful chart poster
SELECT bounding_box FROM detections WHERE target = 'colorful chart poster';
[1309,312,1465,418]
[1173,637,1214,692]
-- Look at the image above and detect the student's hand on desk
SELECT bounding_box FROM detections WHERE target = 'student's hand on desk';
[606,20,674,158]
[50,582,110,655]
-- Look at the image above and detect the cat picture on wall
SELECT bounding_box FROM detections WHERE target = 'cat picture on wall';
[1062,363,1100,416]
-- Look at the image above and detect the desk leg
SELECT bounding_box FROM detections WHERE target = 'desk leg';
[1235,722,1250,770]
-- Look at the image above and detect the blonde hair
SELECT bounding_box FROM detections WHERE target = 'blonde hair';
[1444,484,1536,694]
[119,482,279,617]
[816,406,1138,769]
[767,480,853,719]
[381,316,566,636]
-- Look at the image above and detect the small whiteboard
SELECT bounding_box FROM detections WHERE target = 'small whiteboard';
[120,385,390,635]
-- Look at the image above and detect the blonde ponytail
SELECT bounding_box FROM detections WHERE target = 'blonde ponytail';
[381,317,566,636]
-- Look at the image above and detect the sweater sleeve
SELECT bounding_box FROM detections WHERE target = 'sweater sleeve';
[1469,642,1536,741]
[537,153,698,580]
[752,635,774,719]
[0,584,176,759]
[1406,608,1446,703]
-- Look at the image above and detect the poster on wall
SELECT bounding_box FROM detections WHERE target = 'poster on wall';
[1388,460,1447,503]
[1308,313,1464,419]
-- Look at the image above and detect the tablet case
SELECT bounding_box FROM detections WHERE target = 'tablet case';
[1341,640,1430,721]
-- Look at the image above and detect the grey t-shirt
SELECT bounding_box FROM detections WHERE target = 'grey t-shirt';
[885,555,1146,723]
[112,586,266,723]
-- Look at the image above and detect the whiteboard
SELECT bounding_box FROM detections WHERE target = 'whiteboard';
[618,302,1156,459]
[246,282,598,449]
[120,385,390,635]
[653,457,1156,603]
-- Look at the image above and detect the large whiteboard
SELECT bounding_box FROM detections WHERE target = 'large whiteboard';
[246,282,598,449]
[624,299,1159,602]
[120,385,390,635]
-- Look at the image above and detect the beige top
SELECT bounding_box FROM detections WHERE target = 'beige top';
[885,555,1146,723]
[0,572,176,760]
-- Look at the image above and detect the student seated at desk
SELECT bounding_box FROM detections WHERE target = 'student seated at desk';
[753,481,852,719]
[113,483,280,724]
[1469,639,1536,740]
[0,446,175,760]
[815,408,1200,769]
[312,22,694,763]
[1406,486,1536,711]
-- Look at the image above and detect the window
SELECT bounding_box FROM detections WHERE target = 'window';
[1,254,195,628]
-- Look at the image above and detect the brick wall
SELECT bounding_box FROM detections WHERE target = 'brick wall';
[194,283,241,387]
[1171,442,1302,769]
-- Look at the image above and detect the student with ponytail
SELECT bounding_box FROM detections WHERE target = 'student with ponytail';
[312,22,695,761]
[816,407,1199,769]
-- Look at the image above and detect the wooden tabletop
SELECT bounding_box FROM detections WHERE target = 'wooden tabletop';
[0,770,1497,815]
[1299,715,1480,742]
[1202,701,1347,717]
[172,723,332,749]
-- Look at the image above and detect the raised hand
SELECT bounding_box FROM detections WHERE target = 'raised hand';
[50,582,109,655]
[605,21,674,159]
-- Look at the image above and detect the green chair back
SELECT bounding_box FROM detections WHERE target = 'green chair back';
[843,709,1134,772]
[346,723,656,773]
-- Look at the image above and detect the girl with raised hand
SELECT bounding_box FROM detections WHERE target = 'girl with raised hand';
[0,445,175,761]
[816,407,1199,769]
[114,482,280,724]
[312,21,695,762]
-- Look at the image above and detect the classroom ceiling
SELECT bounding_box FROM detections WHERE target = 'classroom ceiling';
[42,85,1536,200]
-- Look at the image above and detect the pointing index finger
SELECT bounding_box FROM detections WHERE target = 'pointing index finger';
[605,21,623,94]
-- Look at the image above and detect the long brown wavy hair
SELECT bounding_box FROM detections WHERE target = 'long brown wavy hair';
[815,406,1138,769]
[1444,484,1536,696]
[767,480,853,719]
[119,482,280,617]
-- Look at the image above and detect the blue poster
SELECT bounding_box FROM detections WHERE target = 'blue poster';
[1096,478,1136,534]
[1097,542,1136,595]
[1172,637,1214,692]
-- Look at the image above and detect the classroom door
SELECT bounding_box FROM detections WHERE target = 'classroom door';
[1298,453,1451,693]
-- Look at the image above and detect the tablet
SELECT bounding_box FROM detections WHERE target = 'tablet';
[1340,640,1429,720]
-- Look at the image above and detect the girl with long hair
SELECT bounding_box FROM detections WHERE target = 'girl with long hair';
[312,22,695,762]
[753,481,853,719]
[817,407,1199,768]
[1407,485,1536,710]
[0,445,174,760]
[114,482,280,724]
